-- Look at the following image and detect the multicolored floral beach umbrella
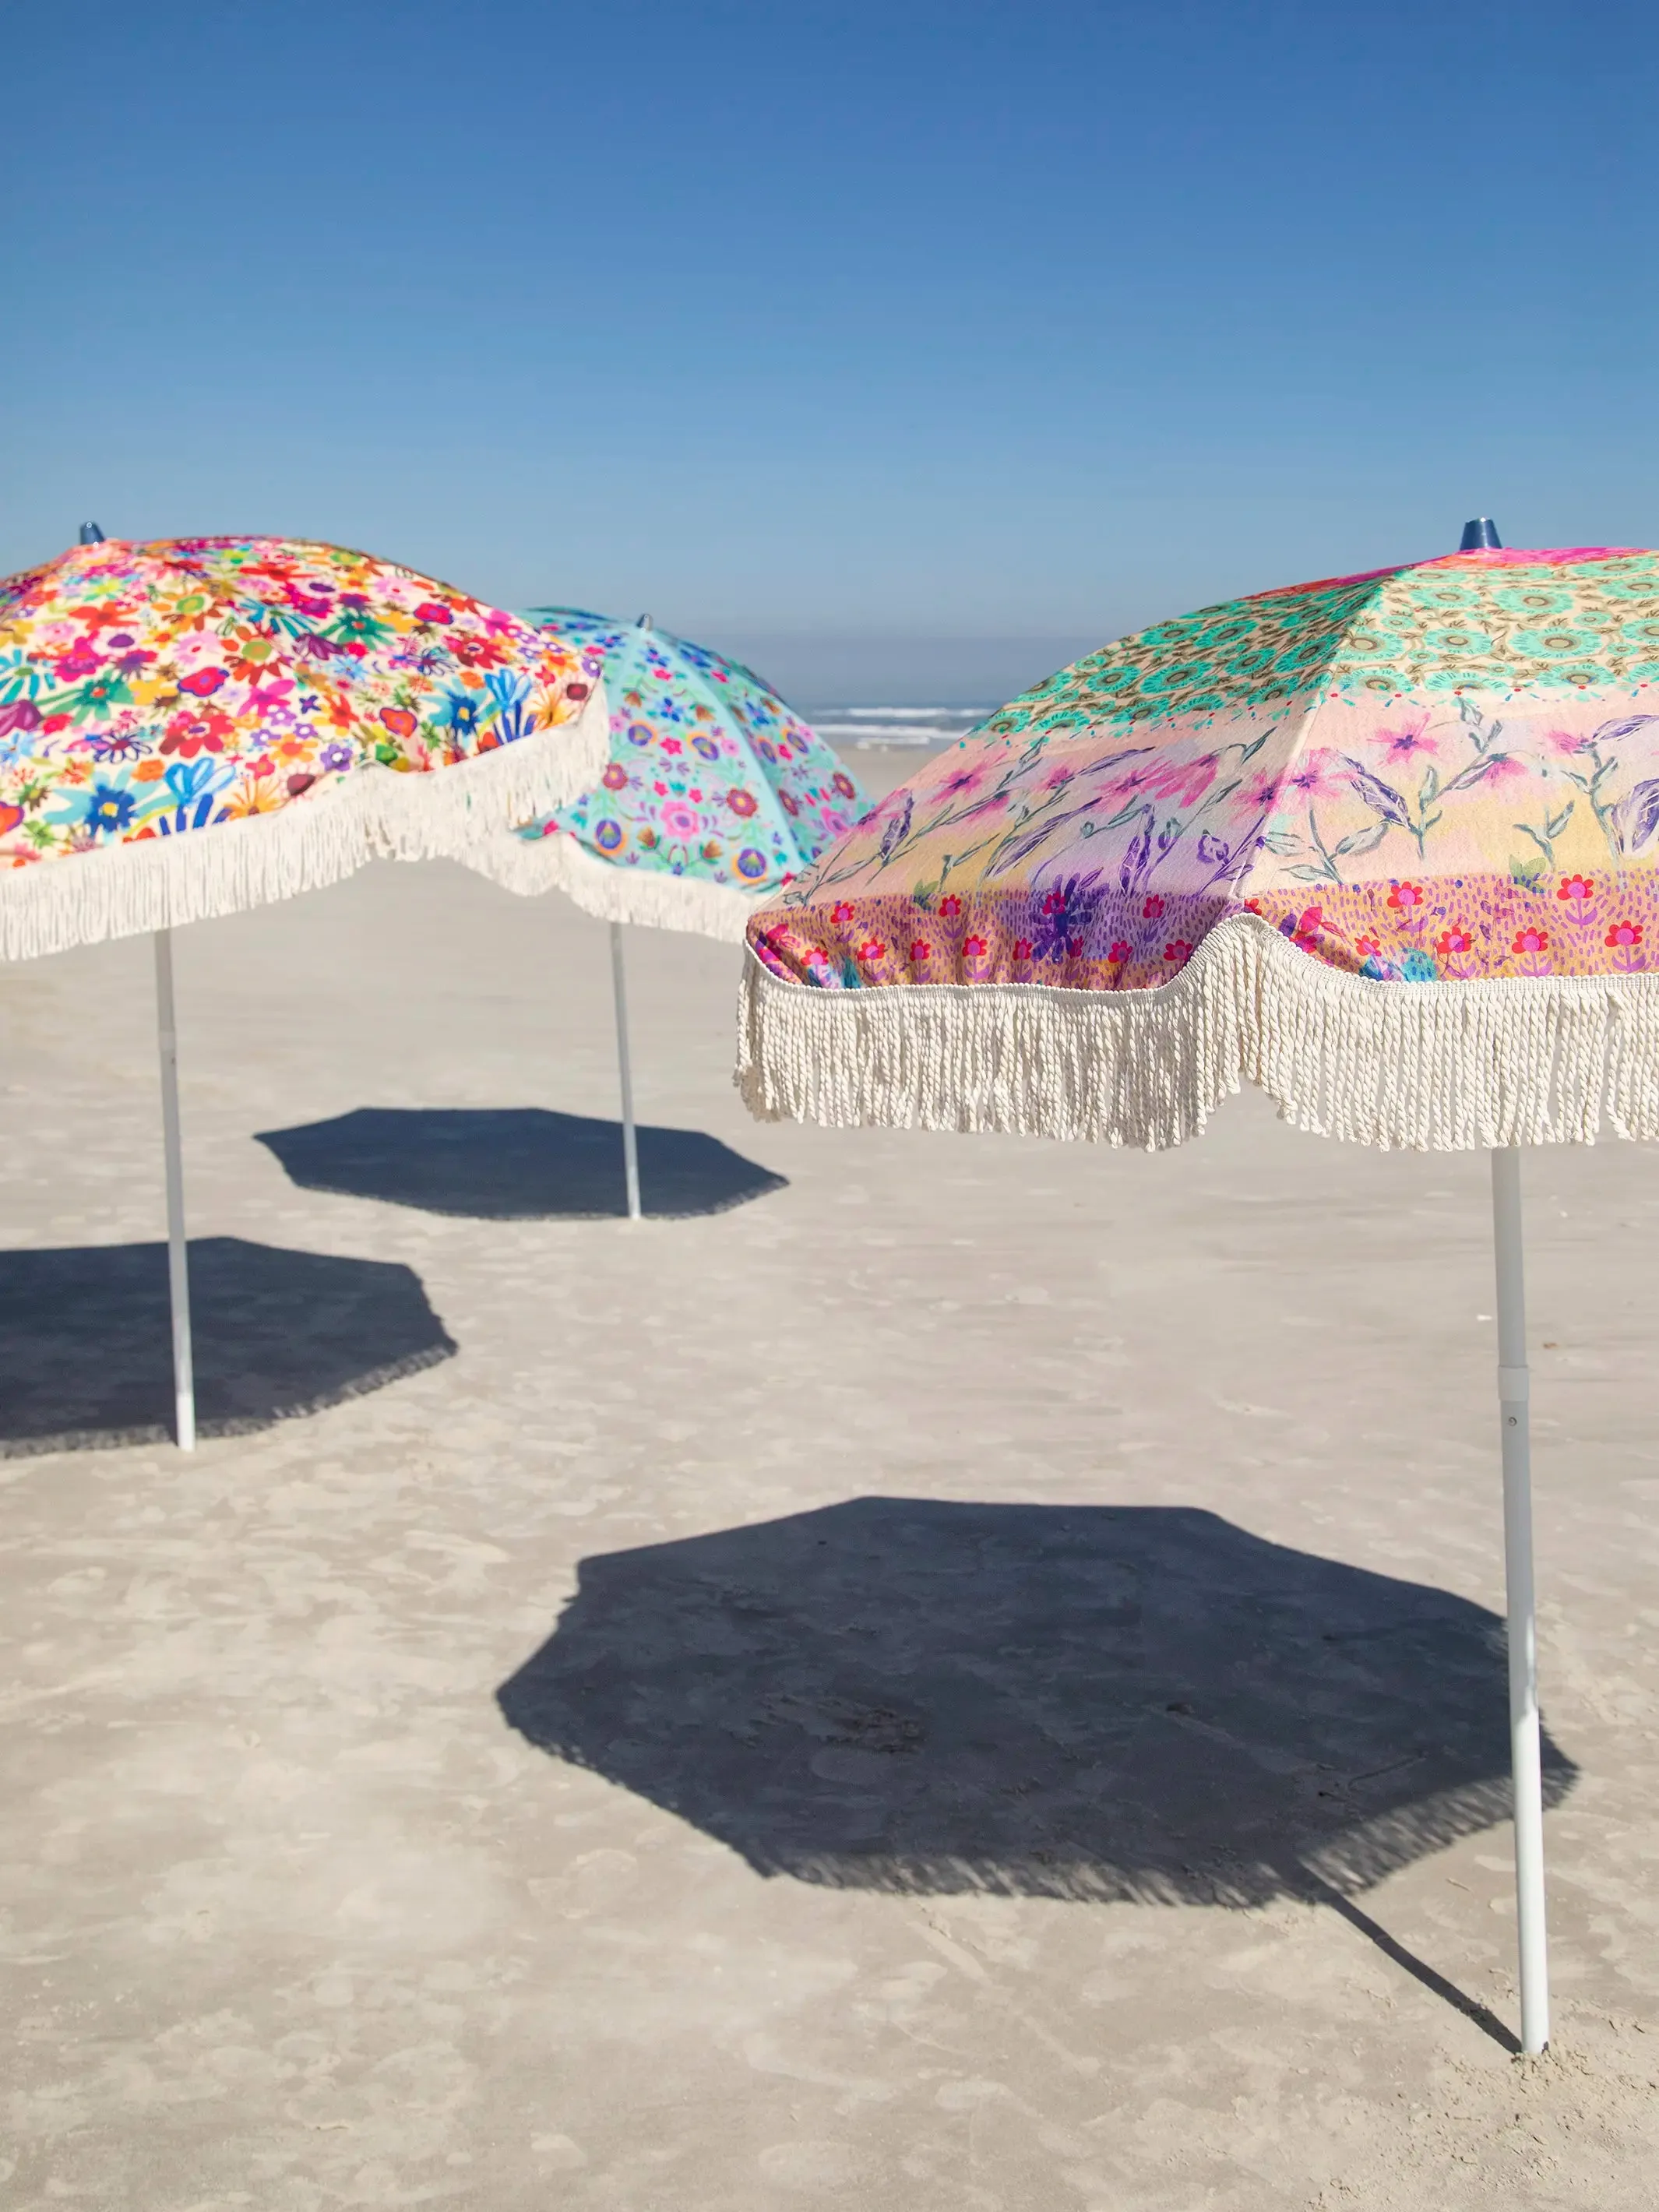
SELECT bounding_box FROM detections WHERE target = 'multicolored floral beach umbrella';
[741,543,1659,1152]
[0,536,609,959]
[737,530,1659,2059]
[467,609,867,942]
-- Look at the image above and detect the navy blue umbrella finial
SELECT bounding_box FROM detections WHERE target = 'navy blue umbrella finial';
[1460,517,1502,550]
[78,521,105,544]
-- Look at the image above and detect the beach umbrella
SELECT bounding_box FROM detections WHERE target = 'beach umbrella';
[467,608,867,1217]
[0,530,609,1447]
[735,521,1659,2058]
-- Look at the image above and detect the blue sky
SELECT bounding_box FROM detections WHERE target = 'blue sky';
[3,1,1654,700]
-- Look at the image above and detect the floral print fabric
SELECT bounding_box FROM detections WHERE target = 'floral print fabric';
[0,537,595,867]
[748,547,1659,992]
[516,609,866,896]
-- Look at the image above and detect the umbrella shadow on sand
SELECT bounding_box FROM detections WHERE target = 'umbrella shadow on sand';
[256,1107,787,1221]
[499,1497,1576,2053]
[0,1235,455,1456]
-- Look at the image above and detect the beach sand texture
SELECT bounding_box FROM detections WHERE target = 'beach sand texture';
[2,752,1657,2208]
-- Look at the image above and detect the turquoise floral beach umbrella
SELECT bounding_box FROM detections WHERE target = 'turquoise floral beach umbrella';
[468,609,868,1215]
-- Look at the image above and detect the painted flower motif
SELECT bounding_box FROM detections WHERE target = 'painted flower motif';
[601,762,629,791]
[1355,935,1382,958]
[1387,881,1425,909]
[1108,940,1131,963]
[939,894,963,920]
[594,819,626,854]
[1558,875,1594,901]
[1370,708,1436,762]
[1163,940,1193,964]
[160,704,234,758]
[319,742,353,773]
[726,787,759,818]
[692,734,721,762]
[178,666,227,697]
[858,938,887,962]
[1436,926,1472,956]
[832,771,857,800]
[831,900,856,928]
[1513,928,1549,954]
[78,780,137,837]
[1143,895,1164,919]
[1606,921,1643,948]
[736,847,769,881]
[660,799,701,841]
[908,939,932,963]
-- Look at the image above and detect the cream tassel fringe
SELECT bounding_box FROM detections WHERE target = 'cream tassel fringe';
[737,910,1659,1153]
[0,685,611,963]
[462,824,760,943]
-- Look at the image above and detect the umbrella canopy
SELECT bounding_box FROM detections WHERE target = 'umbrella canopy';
[738,544,1659,1152]
[0,536,609,960]
[467,608,868,942]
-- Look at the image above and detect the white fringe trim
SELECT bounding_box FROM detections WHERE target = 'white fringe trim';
[736,911,1659,1153]
[463,823,759,942]
[0,685,611,962]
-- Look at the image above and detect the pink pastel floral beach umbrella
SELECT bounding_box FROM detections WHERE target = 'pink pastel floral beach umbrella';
[0,528,610,1448]
[738,521,1659,2056]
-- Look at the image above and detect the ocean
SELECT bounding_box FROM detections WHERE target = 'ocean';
[801,704,994,750]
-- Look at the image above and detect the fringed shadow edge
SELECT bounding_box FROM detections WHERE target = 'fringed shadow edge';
[0,686,611,963]
[736,911,1659,1153]
[461,825,759,942]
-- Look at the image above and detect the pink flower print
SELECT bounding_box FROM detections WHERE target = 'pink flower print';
[1292,904,1326,950]
[1557,874,1597,929]
[1012,938,1033,960]
[803,946,834,984]
[1607,919,1645,972]
[660,799,700,840]
[858,937,888,963]
[962,933,990,977]
[1546,727,1592,758]
[830,900,856,928]
[1108,940,1131,963]
[660,737,683,755]
[939,763,987,797]
[601,762,628,791]
[1143,895,1165,920]
[1370,708,1436,763]
[1237,771,1280,814]
[1042,763,1075,790]
[1163,940,1194,966]
[1041,890,1066,916]
[1436,926,1472,957]
[1355,935,1381,957]
[939,894,963,920]
[1478,752,1527,783]
[908,938,932,966]
[1282,748,1347,801]
[1512,925,1552,976]
[1011,937,1034,981]
[1387,880,1425,911]
[1143,754,1218,808]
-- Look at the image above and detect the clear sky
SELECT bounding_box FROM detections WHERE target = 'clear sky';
[3,1,1654,700]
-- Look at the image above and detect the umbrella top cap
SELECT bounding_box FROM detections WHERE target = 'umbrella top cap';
[78,522,105,545]
[1460,517,1502,551]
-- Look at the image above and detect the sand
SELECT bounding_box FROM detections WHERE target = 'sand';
[2,751,1657,2207]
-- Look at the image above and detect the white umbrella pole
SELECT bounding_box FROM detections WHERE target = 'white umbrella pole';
[609,921,642,1221]
[153,928,197,1451]
[1491,1145,1548,2054]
